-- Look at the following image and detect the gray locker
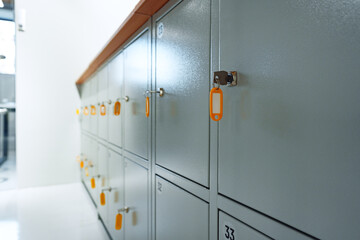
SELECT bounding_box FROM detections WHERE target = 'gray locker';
[108,52,124,148]
[124,159,148,240]
[97,67,109,141]
[155,0,211,186]
[124,30,150,159]
[155,177,208,240]
[89,75,98,136]
[107,149,125,240]
[97,143,109,226]
[81,80,91,132]
[217,1,360,239]
[219,211,270,240]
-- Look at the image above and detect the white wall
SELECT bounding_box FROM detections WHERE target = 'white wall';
[15,0,139,188]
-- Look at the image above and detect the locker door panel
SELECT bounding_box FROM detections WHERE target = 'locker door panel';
[108,53,124,148]
[155,0,211,186]
[98,67,109,141]
[219,211,270,240]
[88,138,99,203]
[124,30,149,159]
[155,177,208,240]
[90,75,98,136]
[108,150,124,240]
[97,144,109,226]
[81,81,91,132]
[218,1,360,239]
[124,159,148,240]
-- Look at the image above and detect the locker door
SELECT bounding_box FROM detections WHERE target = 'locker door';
[107,149,124,240]
[80,135,89,181]
[81,81,91,132]
[124,30,150,159]
[97,67,109,141]
[219,211,270,240]
[155,0,211,186]
[97,144,109,226]
[90,75,98,136]
[217,1,360,239]
[124,159,148,240]
[88,138,99,203]
[108,52,124,147]
[155,177,208,240]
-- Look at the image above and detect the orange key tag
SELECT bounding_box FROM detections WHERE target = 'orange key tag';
[80,160,84,168]
[83,107,89,116]
[100,104,106,116]
[76,155,81,163]
[85,167,89,177]
[91,177,96,189]
[146,97,150,118]
[210,87,223,121]
[115,213,123,230]
[100,192,106,205]
[114,101,121,116]
[76,109,80,115]
[91,106,96,115]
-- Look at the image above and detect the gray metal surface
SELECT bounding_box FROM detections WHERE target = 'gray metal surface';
[124,159,148,240]
[97,67,109,141]
[81,80,91,132]
[155,176,208,240]
[107,149,125,240]
[88,138,99,202]
[154,0,211,186]
[219,211,270,240]
[97,143,109,226]
[124,30,150,159]
[108,52,124,148]
[217,1,360,239]
[90,75,98,136]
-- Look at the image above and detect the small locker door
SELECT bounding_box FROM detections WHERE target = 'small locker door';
[155,177,208,240]
[123,30,150,159]
[107,149,124,240]
[80,135,89,181]
[155,0,211,186]
[97,67,109,141]
[217,1,360,239]
[90,75,98,136]
[124,159,148,240]
[108,52,124,148]
[97,143,109,225]
[81,81,91,132]
[87,138,98,202]
[219,211,270,240]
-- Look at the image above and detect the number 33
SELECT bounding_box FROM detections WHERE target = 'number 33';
[225,225,235,240]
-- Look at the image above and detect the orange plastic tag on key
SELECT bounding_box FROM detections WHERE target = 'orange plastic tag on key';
[100,192,106,206]
[115,213,123,230]
[80,160,84,168]
[83,107,89,116]
[210,87,223,121]
[76,155,81,162]
[76,109,80,115]
[114,101,121,116]
[91,177,96,189]
[100,104,106,116]
[146,97,150,118]
[91,106,96,115]
[85,167,89,177]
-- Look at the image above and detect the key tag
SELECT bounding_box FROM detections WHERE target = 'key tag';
[83,107,89,116]
[76,109,80,115]
[100,192,106,206]
[114,101,121,116]
[91,177,96,189]
[100,104,106,116]
[115,213,123,230]
[85,167,89,177]
[80,160,84,168]
[210,80,223,121]
[91,106,96,115]
[146,97,150,118]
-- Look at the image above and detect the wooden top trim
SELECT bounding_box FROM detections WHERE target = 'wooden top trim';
[76,0,169,85]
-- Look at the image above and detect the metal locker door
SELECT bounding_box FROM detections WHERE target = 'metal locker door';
[155,177,208,240]
[124,159,148,240]
[97,143,109,226]
[88,138,98,203]
[219,211,270,240]
[217,1,360,239]
[97,67,109,141]
[81,81,91,132]
[107,149,125,240]
[90,75,98,136]
[124,30,150,159]
[108,52,124,148]
[155,0,211,186]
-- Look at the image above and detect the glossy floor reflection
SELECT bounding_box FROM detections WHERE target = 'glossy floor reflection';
[0,183,109,240]
[0,151,17,191]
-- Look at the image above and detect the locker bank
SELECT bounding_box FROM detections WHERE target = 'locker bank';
[0,0,359,239]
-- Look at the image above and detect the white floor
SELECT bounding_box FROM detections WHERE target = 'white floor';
[0,183,110,240]
[0,151,17,191]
